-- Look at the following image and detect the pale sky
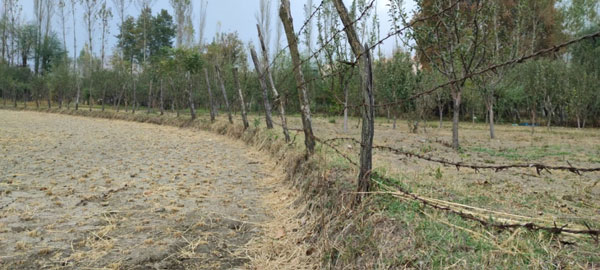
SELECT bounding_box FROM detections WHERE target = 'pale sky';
[18,0,416,61]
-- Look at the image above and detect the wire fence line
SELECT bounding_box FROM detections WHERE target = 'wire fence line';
[268,0,599,114]
[263,0,600,239]
[267,0,327,70]
[310,134,600,237]
[273,0,377,91]
[323,137,600,175]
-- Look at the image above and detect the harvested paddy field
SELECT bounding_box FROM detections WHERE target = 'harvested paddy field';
[0,111,289,269]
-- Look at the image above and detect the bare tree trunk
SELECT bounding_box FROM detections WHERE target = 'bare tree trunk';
[204,68,216,122]
[13,87,17,108]
[75,78,80,110]
[332,0,374,202]
[215,65,233,124]
[250,48,274,129]
[147,79,153,114]
[343,82,349,133]
[185,72,196,120]
[531,108,536,135]
[450,86,461,149]
[233,68,249,130]
[279,0,315,154]
[101,81,107,112]
[159,79,164,116]
[46,86,51,109]
[115,84,125,112]
[88,74,93,111]
[132,79,136,114]
[438,104,443,128]
[257,24,290,141]
[489,102,495,139]
[71,0,80,111]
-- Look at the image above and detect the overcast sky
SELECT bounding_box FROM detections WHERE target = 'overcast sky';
[19,0,416,60]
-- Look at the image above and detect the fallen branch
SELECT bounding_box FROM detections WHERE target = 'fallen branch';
[371,179,600,237]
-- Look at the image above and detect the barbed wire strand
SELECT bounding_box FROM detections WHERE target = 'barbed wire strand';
[323,137,600,175]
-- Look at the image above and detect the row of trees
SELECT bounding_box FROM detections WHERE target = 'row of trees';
[0,0,598,143]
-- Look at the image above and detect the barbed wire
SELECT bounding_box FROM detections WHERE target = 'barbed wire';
[271,1,599,114]
[274,0,377,90]
[368,29,600,109]
[356,0,462,61]
[267,0,326,70]
[323,137,600,175]
[269,0,459,109]
[263,0,600,239]
[314,136,600,237]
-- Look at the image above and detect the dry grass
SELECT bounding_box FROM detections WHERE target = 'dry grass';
[0,109,311,269]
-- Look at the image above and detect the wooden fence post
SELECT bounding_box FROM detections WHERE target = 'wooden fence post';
[232,68,249,129]
[215,65,233,124]
[257,24,291,142]
[279,0,316,154]
[203,68,216,122]
[332,0,375,203]
[250,47,274,129]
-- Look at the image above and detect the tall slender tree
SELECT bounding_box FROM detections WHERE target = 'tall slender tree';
[332,0,375,202]
[279,0,315,154]
[170,0,191,48]
[257,24,290,141]
[136,0,156,63]
[83,0,99,111]
[215,65,232,123]
[197,0,207,49]
[250,47,274,129]
[99,1,112,111]
[70,0,81,110]
[413,0,492,149]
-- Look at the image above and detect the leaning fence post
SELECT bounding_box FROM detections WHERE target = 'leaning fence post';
[332,0,374,204]
[357,45,375,203]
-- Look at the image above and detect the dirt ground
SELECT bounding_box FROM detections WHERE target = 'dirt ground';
[0,111,286,269]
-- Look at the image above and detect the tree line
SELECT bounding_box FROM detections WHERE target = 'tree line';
[0,0,598,142]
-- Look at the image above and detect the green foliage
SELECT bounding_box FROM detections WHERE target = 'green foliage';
[253,117,261,128]
[117,8,175,65]
[433,167,442,180]
[470,145,573,161]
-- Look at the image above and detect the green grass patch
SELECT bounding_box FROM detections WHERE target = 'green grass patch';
[470,145,572,161]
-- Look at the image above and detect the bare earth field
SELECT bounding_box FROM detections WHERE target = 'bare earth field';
[1,108,599,268]
[0,111,284,269]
